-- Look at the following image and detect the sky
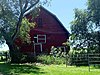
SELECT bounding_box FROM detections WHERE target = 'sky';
[44,0,87,32]
[0,0,87,51]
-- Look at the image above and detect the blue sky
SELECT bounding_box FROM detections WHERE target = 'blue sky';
[0,0,87,51]
[44,0,87,32]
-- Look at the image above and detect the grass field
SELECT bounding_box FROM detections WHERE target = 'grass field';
[0,62,100,75]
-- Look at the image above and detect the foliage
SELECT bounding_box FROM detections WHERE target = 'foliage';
[87,0,100,26]
[70,0,100,53]
[10,52,37,63]
[37,45,70,65]
[87,0,100,53]
[71,9,90,51]
[37,55,54,64]
[50,46,67,58]
[19,18,35,43]
[37,54,65,65]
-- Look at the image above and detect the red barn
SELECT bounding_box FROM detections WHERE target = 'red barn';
[18,6,70,54]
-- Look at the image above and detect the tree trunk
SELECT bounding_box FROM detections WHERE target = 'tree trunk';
[6,41,21,63]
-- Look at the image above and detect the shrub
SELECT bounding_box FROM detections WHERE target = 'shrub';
[36,46,69,65]
[37,54,65,65]
[11,51,36,63]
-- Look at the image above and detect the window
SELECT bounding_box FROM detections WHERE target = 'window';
[33,34,46,43]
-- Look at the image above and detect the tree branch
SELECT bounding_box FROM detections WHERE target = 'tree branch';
[11,14,23,42]
[24,0,39,13]
[23,0,28,11]
[11,0,40,42]
[19,0,22,13]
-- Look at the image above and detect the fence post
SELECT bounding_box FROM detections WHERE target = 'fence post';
[87,53,90,72]
[65,46,68,67]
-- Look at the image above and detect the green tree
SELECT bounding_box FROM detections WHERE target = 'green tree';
[71,9,88,53]
[87,0,100,52]
[70,0,100,53]
[0,0,51,62]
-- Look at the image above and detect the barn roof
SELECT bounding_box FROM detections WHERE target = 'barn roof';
[25,6,70,38]
[40,6,70,37]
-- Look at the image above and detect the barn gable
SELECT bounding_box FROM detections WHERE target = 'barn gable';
[39,6,70,36]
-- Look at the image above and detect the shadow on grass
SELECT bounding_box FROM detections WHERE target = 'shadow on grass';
[0,62,45,75]
[92,65,100,69]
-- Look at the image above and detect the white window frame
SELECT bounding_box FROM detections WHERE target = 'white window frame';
[33,34,46,43]
[34,43,43,52]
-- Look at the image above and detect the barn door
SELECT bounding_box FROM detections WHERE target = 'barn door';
[34,43,42,54]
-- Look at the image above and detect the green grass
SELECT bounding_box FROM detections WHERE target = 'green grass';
[0,62,100,75]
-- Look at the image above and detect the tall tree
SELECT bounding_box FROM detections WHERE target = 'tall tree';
[0,0,51,62]
[70,0,100,53]
[87,0,100,52]
[70,9,92,53]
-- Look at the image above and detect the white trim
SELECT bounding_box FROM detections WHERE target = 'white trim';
[37,35,39,43]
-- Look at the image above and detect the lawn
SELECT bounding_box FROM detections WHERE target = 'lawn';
[0,62,100,75]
